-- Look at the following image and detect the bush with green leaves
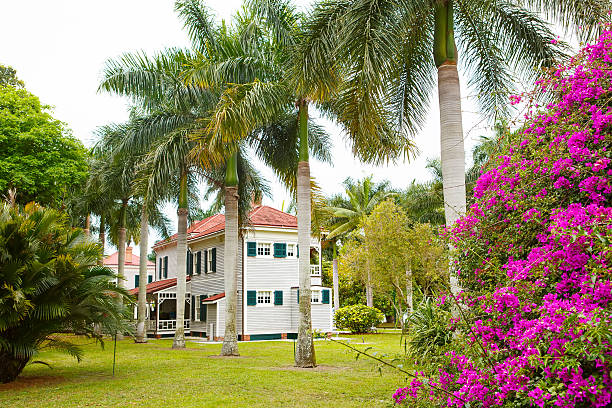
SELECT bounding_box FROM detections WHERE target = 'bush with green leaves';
[405,298,452,363]
[0,202,131,383]
[334,304,384,333]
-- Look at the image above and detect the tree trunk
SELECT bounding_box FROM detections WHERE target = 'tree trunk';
[173,173,188,349]
[0,351,29,384]
[98,214,106,265]
[135,206,149,343]
[84,213,91,236]
[435,1,466,298]
[332,240,340,311]
[116,199,128,340]
[366,258,373,307]
[406,267,413,314]
[295,100,316,368]
[221,153,239,356]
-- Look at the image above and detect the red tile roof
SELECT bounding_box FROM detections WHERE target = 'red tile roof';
[128,276,191,296]
[153,206,297,249]
[104,247,155,267]
[201,292,225,303]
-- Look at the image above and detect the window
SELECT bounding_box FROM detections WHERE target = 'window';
[207,248,214,272]
[194,296,200,322]
[287,243,296,257]
[257,290,272,305]
[257,242,271,256]
[311,290,321,304]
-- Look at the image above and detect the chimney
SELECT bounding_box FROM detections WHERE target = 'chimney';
[125,247,133,264]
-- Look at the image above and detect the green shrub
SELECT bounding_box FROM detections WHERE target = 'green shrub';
[334,304,384,333]
[0,202,131,383]
[406,298,452,361]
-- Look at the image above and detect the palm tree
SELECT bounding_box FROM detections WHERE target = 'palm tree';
[309,0,609,295]
[325,176,393,307]
[197,0,411,368]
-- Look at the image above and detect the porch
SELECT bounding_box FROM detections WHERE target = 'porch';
[129,277,191,338]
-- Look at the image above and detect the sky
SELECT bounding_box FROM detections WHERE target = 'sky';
[1,0,490,254]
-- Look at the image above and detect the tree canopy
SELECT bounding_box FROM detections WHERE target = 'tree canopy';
[0,84,89,207]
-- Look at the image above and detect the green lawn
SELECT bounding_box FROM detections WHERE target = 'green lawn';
[0,334,406,407]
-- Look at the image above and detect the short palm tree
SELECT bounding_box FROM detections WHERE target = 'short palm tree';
[0,201,131,383]
[325,176,393,307]
[309,0,609,295]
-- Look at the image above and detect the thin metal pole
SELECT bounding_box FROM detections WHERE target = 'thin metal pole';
[113,333,117,376]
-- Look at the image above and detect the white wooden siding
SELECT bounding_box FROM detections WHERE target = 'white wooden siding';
[189,234,243,336]
[154,246,177,280]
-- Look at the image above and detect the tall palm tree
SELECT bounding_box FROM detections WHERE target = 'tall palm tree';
[309,0,609,295]
[325,176,393,307]
[198,0,410,368]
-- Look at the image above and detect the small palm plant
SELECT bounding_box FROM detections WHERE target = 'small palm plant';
[0,202,131,383]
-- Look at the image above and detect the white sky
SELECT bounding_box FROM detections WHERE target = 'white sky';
[1,0,491,254]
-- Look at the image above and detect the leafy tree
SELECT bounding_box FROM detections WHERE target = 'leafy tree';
[0,65,24,88]
[325,176,394,307]
[0,202,131,383]
[0,85,89,207]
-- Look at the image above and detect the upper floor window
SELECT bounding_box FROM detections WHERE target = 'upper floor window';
[311,290,321,304]
[257,242,271,256]
[287,243,296,257]
[257,290,271,304]
[207,248,214,272]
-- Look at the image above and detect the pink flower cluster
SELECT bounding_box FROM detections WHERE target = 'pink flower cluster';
[396,28,612,407]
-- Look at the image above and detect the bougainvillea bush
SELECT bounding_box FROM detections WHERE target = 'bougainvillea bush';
[394,30,612,407]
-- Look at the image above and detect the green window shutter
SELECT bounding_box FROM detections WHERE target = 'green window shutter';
[187,251,192,276]
[297,289,299,304]
[247,241,257,257]
[196,251,202,274]
[322,289,330,304]
[274,290,283,305]
[163,256,168,278]
[191,295,195,320]
[211,248,217,272]
[148,275,153,283]
[296,244,299,258]
[274,243,286,258]
[204,250,208,273]
[200,295,207,321]
[247,290,257,306]
[158,258,162,279]
[135,275,139,288]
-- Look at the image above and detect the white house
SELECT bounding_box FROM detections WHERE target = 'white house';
[134,205,333,340]
[103,246,155,289]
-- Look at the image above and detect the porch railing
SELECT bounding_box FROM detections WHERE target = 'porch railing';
[155,319,190,331]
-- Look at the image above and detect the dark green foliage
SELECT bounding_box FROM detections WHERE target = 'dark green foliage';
[0,202,131,383]
[405,298,452,362]
[0,85,89,207]
[334,304,384,333]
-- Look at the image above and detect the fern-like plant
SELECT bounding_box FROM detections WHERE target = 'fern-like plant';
[0,202,131,383]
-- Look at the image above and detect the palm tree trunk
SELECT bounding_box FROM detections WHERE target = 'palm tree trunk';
[135,206,149,343]
[221,153,239,356]
[116,199,128,340]
[435,0,466,298]
[295,100,315,368]
[332,240,340,311]
[406,266,413,313]
[0,351,29,384]
[366,258,373,307]
[173,172,188,349]
[98,214,106,265]
[84,214,91,236]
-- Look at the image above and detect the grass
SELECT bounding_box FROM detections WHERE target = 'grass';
[0,334,407,407]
